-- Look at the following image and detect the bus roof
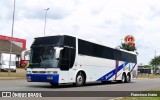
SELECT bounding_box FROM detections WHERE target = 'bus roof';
[34,35,137,55]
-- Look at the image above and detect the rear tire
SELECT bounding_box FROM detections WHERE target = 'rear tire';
[126,74,131,83]
[74,72,85,87]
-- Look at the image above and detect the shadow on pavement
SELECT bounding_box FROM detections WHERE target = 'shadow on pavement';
[26,81,136,89]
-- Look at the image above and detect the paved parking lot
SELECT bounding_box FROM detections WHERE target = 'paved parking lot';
[0,78,160,100]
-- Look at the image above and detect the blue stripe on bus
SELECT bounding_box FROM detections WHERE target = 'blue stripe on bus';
[130,63,137,72]
[97,62,129,81]
[26,74,59,83]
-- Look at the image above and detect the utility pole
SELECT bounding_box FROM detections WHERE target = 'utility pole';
[154,50,156,75]
[9,0,16,76]
[44,8,49,36]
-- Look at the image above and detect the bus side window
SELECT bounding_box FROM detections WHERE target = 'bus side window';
[59,47,70,70]
[69,48,76,68]
[59,47,76,70]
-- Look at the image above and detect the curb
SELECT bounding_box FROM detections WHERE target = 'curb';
[136,78,151,80]
[137,78,160,79]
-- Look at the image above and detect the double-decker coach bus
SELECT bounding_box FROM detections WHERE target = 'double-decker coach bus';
[26,35,137,87]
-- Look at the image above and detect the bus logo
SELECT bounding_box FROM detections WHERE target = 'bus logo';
[2,92,11,97]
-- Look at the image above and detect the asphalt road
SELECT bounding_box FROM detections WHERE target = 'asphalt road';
[0,78,160,100]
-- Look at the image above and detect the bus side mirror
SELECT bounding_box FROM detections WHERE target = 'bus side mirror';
[54,47,63,59]
[0,63,2,65]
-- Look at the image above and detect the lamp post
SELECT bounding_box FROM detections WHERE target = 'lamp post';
[154,50,157,75]
[44,8,49,36]
[8,0,16,75]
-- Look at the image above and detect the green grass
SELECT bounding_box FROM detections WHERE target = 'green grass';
[0,68,26,78]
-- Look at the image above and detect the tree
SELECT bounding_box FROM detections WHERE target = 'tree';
[149,56,160,74]
[120,43,137,51]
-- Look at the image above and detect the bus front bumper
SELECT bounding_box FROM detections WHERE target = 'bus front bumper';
[26,74,59,83]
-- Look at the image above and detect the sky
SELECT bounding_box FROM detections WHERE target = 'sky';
[1,0,160,65]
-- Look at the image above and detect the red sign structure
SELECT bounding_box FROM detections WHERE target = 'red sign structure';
[124,35,135,47]
[0,35,26,50]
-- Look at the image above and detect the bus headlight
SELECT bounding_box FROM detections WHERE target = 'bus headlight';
[27,71,32,74]
[46,71,58,74]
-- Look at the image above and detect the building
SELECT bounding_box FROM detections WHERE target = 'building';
[0,35,26,67]
[138,65,151,74]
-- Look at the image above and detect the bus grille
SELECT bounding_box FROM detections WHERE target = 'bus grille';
[32,71,46,73]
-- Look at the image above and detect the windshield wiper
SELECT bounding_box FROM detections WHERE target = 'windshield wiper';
[40,56,47,68]
[39,46,47,69]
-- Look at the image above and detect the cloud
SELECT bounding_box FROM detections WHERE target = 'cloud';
[0,0,75,21]
[1,0,160,64]
[0,0,13,20]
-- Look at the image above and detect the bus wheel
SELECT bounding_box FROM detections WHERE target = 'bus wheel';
[126,73,131,83]
[74,72,85,87]
[122,73,127,83]
[50,82,58,87]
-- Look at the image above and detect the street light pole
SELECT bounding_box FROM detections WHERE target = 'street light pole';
[154,50,157,75]
[44,8,49,36]
[9,0,16,75]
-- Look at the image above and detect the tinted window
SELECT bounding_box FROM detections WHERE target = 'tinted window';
[78,39,137,63]
[30,46,59,68]
[53,36,76,70]
[32,36,63,46]
[30,35,76,69]
[63,36,76,48]
[78,39,114,59]
[114,49,121,60]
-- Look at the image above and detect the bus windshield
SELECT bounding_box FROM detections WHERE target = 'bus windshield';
[30,46,59,68]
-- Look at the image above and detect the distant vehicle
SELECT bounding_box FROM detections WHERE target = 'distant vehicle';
[26,35,137,87]
[155,69,160,75]
[0,53,16,72]
[20,50,30,68]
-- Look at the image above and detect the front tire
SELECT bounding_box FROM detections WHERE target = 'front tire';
[74,72,85,87]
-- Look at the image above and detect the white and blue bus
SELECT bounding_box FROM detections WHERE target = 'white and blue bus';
[26,35,137,87]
